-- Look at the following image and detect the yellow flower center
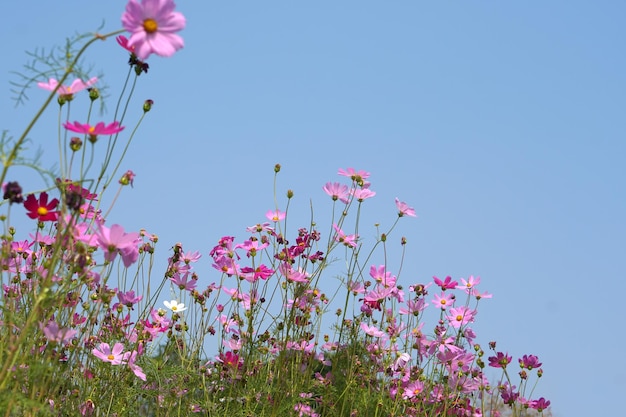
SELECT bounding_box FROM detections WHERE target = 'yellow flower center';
[143,18,158,34]
[456,315,463,321]
[172,306,178,311]
[107,354,115,361]
[440,299,446,305]
[37,207,48,216]
[88,126,95,134]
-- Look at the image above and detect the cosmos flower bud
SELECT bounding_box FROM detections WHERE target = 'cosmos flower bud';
[119,170,136,187]
[143,99,154,112]
[88,87,100,101]
[70,137,83,152]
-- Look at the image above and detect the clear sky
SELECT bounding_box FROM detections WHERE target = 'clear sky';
[2,2,625,416]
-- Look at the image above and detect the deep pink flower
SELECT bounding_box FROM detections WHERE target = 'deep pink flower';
[489,352,513,369]
[395,197,417,217]
[530,397,551,411]
[519,354,542,370]
[433,275,458,290]
[63,121,125,141]
[116,35,136,54]
[121,0,186,60]
[92,342,127,365]
[24,192,59,222]
[37,77,98,98]
[240,265,274,283]
[322,182,350,203]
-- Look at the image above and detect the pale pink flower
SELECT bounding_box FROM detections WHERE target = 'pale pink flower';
[37,77,98,97]
[322,182,349,203]
[360,322,386,338]
[265,209,286,222]
[395,197,417,217]
[92,342,127,365]
[350,188,376,202]
[40,321,77,344]
[95,223,140,266]
[122,0,186,60]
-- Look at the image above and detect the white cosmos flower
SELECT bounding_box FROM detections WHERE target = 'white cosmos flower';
[164,299,187,312]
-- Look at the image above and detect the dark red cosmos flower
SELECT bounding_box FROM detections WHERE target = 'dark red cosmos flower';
[24,192,59,222]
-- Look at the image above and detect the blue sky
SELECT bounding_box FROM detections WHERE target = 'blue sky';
[2,2,625,416]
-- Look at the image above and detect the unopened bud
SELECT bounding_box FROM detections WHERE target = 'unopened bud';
[287,189,294,199]
[143,99,154,112]
[88,87,100,101]
[274,163,281,173]
[119,170,136,187]
[70,137,83,152]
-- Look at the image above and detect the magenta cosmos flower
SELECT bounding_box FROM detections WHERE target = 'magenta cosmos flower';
[121,0,186,60]
[64,121,125,142]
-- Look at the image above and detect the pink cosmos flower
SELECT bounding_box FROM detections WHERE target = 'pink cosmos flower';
[95,223,140,266]
[118,290,143,307]
[126,350,147,381]
[402,380,424,399]
[432,292,454,310]
[265,209,286,222]
[394,197,417,217]
[332,224,358,248]
[350,188,376,202]
[457,275,481,292]
[446,306,476,328]
[121,0,186,60]
[246,222,274,234]
[24,192,59,222]
[322,182,350,203]
[369,265,396,288]
[235,240,269,257]
[170,272,197,291]
[92,342,127,365]
[63,121,125,141]
[280,263,310,283]
[360,322,386,338]
[337,167,371,187]
[37,77,98,98]
[40,321,77,344]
